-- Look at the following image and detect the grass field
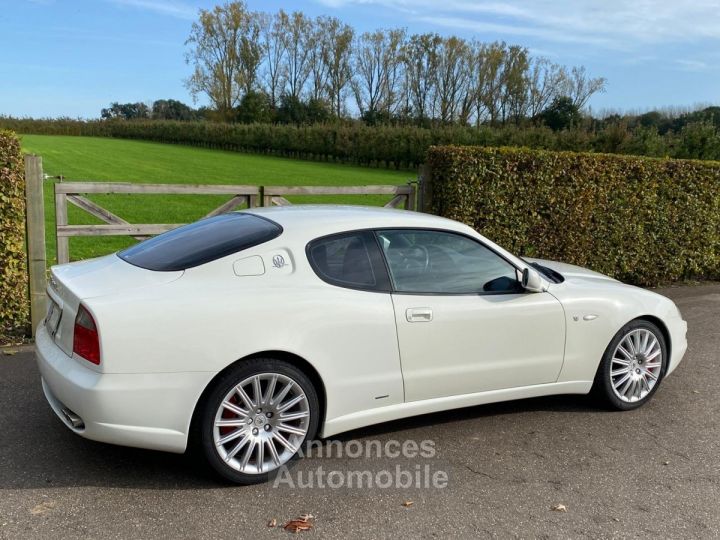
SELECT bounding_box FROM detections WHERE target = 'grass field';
[20,135,412,263]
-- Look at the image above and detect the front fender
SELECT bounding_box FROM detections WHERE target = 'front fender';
[549,279,686,382]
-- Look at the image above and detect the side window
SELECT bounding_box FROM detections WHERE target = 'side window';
[307,231,391,292]
[377,229,522,294]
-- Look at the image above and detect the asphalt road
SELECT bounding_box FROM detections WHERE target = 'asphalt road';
[1,284,718,539]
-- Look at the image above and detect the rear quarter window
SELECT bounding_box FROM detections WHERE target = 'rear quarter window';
[307,231,391,292]
[118,213,282,271]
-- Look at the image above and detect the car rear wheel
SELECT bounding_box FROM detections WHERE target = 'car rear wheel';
[594,320,667,410]
[199,358,319,484]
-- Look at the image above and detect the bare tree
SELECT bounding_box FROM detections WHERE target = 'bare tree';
[351,29,405,118]
[320,17,354,117]
[456,39,480,125]
[185,1,262,118]
[526,58,568,118]
[381,29,406,116]
[564,66,607,109]
[279,11,314,99]
[237,11,263,94]
[403,33,442,122]
[259,10,286,108]
[475,41,506,126]
[308,17,330,102]
[499,45,530,124]
[434,36,471,123]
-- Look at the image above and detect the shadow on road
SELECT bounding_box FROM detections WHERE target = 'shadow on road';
[338,393,603,441]
[0,352,606,491]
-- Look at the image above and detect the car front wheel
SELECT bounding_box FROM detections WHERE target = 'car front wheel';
[199,358,319,484]
[594,320,667,410]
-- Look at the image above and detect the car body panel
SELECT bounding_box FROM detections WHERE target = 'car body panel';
[527,257,687,379]
[322,380,593,437]
[36,325,210,452]
[391,291,566,401]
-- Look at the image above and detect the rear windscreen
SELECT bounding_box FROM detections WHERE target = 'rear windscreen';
[118,213,282,271]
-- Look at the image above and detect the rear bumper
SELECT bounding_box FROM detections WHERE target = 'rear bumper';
[35,325,214,453]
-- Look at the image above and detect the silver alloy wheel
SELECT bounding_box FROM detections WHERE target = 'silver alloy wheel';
[213,373,310,475]
[610,328,663,403]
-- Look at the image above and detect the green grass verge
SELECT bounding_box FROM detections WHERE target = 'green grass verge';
[20,135,412,264]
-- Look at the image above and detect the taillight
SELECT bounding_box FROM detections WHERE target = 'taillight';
[73,304,100,365]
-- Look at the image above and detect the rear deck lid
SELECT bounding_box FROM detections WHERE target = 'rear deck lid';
[47,254,183,357]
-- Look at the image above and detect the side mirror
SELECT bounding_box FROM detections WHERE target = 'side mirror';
[522,267,548,293]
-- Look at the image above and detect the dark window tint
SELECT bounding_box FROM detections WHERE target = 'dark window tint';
[377,229,521,294]
[307,231,391,291]
[118,213,282,271]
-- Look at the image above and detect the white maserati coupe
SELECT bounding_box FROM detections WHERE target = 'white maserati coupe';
[36,206,687,484]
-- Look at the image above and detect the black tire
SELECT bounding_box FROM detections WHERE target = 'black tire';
[593,319,667,411]
[198,357,320,485]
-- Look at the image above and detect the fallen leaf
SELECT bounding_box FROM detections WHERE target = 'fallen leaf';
[284,520,313,533]
[663,461,670,466]
[401,501,414,508]
[284,514,314,533]
[613,517,620,522]
[550,503,567,512]
[692,390,700,394]
[3,350,17,356]
[30,501,56,515]
[267,518,277,528]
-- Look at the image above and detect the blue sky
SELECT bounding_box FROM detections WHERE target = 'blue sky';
[1,0,718,118]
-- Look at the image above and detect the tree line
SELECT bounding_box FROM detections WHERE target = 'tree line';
[4,108,720,165]
[181,1,606,126]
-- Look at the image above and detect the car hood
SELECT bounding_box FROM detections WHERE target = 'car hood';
[525,257,619,283]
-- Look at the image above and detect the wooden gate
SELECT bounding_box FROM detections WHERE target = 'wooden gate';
[53,182,417,264]
[53,183,261,265]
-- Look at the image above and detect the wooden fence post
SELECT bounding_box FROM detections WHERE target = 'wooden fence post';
[417,164,433,213]
[54,185,69,264]
[260,185,271,207]
[406,181,417,211]
[24,155,47,336]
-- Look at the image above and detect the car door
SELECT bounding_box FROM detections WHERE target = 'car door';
[305,230,406,417]
[376,229,566,403]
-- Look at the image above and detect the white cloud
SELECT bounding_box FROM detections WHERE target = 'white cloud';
[317,0,720,47]
[675,59,708,72]
[106,0,197,20]
[415,15,615,47]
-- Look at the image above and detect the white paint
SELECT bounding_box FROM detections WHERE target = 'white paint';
[35,206,688,453]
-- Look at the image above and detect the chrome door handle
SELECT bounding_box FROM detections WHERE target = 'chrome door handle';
[406,308,433,322]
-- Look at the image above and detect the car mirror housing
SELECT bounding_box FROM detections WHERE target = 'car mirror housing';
[522,267,549,293]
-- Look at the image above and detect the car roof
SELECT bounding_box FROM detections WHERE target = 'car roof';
[245,205,473,237]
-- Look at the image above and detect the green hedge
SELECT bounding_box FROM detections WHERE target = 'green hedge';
[3,117,720,169]
[0,117,560,169]
[427,145,720,286]
[0,131,29,341]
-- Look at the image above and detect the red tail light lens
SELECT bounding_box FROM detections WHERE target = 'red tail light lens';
[73,305,100,365]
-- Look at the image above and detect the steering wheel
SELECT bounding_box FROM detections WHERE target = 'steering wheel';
[395,245,430,273]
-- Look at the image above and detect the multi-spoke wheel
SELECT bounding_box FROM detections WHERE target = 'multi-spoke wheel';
[199,358,319,484]
[594,320,667,410]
